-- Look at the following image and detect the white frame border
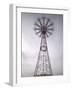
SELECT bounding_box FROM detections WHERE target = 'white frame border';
[9,4,70,86]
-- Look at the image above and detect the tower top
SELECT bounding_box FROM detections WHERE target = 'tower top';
[34,17,54,38]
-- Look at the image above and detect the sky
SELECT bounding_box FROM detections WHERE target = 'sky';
[21,12,63,77]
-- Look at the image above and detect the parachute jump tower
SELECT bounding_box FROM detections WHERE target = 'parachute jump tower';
[34,17,54,76]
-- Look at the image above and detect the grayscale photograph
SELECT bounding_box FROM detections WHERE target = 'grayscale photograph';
[21,12,63,77]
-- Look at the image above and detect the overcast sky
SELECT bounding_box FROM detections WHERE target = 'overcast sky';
[21,12,63,77]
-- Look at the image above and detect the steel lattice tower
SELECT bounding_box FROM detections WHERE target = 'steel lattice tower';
[34,17,54,76]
